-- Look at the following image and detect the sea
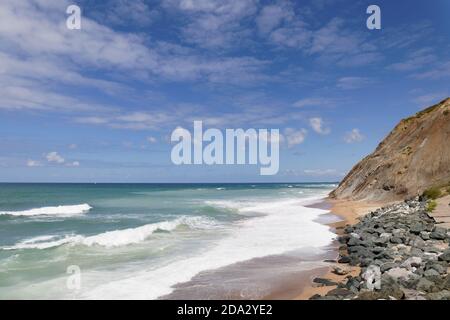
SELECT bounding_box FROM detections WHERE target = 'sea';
[0,183,340,299]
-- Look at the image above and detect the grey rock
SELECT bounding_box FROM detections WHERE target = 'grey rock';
[347,237,361,246]
[410,222,425,234]
[355,291,381,300]
[338,255,351,263]
[424,269,440,277]
[380,274,405,300]
[349,232,360,239]
[345,277,361,291]
[332,266,350,276]
[344,226,355,233]
[371,246,385,254]
[438,248,450,262]
[401,257,422,270]
[425,261,447,274]
[426,290,450,300]
[430,227,447,240]
[420,231,430,240]
[385,267,413,281]
[380,262,398,273]
[410,247,424,257]
[416,278,434,292]
[390,236,403,244]
[313,277,338,287]
[361,265,381,291]
[325,288,354,298]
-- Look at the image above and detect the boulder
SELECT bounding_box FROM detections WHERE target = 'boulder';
[423,269,440,277]
[355,291,381,300]
[338,255,351,264]
[416,278,434,292]
[313,277,338,287]
[361,265,381,291]
[426,290,450,300]
[332,266,350,276]
[380,262,398,273]
[401,257,422,270]
[430,227,447,240]
[325,288,354,298]
[390,236,403,244]
[347,237,361,246]
[410,222,425,234]
[420,231,430,240]
[385,267,413,281]
[425,261,447,275]
[438,249,450,262]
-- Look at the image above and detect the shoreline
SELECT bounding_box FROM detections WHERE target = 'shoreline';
[294,197,391,300]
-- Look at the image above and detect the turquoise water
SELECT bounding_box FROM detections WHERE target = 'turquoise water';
[0,183,337,299]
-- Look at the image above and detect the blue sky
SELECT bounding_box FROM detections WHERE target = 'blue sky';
[0,0,449,182]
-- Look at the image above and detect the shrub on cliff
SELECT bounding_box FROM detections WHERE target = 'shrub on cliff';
[426,200,437,212]
[423,187,442,200]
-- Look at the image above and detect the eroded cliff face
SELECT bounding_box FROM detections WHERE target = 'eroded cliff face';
[330,98,450,201]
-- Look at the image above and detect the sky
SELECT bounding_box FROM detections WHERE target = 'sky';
[0,0,449,183]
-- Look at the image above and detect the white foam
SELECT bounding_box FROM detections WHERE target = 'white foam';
[0,204,92,217]
[2,216,217,250]
[79,198,335,300]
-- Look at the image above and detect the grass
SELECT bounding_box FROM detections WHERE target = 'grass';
[423,187,442,200]
[402,98,448,123]
[426,200,437,213]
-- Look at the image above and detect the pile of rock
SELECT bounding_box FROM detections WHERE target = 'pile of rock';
[310,197,450,300]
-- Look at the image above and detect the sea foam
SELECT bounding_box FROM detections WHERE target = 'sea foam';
[0,204,92,217]
[2,216,217,250]
[78,196,335,299]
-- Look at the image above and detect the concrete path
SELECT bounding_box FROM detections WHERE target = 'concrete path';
[429,195,450,228]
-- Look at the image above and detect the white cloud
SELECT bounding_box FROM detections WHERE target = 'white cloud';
[309,117,330,135]
[284,128,307,148]
[388,47,436,72]
[413,60,450,80]
[0,0,269,114]
[337,77,373,90]
[75,117,110,125]
[164,0,258,49]
[283,168,344,177]
[344,129,364,143]
[91,0,158,27]
[68,144,77,149]
[256,3,293,34]
[46,152,65,164]
[26,159,41,167]
[293,97,334,108]
[303,169,344,176]
[147,136,158,143]
[413,93,448,106]
[66,161,80,167]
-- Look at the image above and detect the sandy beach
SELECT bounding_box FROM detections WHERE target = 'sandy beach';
[294,198,394,300]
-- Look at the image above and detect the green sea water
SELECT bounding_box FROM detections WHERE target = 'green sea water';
[0,183,337,299]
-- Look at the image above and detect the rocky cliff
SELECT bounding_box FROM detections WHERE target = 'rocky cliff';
[331,98,450,201]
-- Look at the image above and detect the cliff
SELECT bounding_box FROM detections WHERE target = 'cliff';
[330,98,450,201]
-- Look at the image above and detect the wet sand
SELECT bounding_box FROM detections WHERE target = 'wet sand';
[162,197,390,300]
[293,198,392,300]
[162,247,337,300]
